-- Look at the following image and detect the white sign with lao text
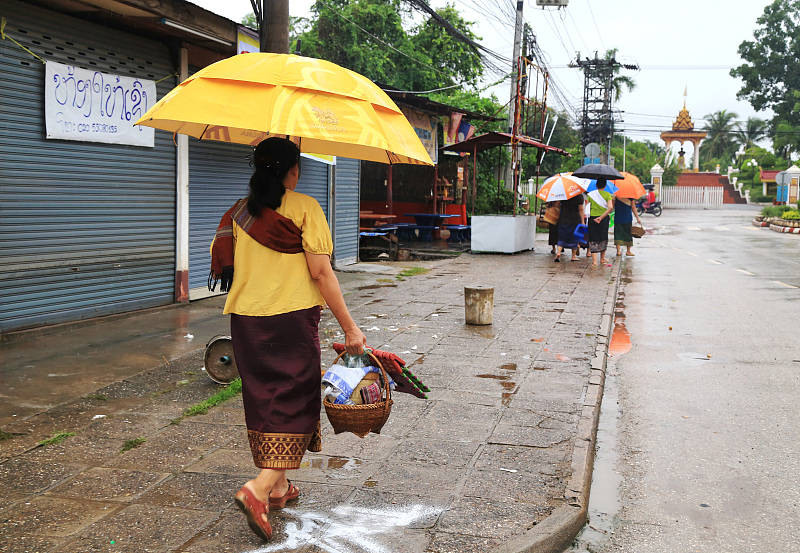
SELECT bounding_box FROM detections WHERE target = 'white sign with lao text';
[45,60,156,147]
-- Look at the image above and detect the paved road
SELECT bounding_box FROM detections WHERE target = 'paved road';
[596,207,800,552]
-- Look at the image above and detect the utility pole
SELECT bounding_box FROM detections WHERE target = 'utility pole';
[251,0,289,53]
[505,0,524,191]
[570,52,637,164]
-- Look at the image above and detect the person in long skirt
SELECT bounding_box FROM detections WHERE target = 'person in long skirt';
[546,202,560,254]
[554,194,585,262]
[209,137,366,541]
[613,196,643,256]
[587,180,615,267]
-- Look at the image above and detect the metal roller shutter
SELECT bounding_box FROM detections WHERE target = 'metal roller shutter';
[0,0,176,332]
[188,140,252,296]
[188,151,331,298]
[296,157,329,215]
[333,158,360,265]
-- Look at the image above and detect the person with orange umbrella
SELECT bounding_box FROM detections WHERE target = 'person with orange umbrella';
[611,172,645,257]
[537,174,588,262]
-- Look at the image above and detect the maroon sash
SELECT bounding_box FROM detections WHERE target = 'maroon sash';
[209,199,303,292]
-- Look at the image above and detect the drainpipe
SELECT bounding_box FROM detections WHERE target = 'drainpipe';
[174,46,189,302]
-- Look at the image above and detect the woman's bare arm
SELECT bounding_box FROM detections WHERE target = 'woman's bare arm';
[305,252,366,354]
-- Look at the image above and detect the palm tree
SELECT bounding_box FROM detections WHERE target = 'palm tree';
[737,117,768,148]
[701,110,740,164]
[604,49,636,102]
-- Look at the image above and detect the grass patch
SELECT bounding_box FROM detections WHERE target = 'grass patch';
[396,267,429,281]
[181,378,242,418]
[376,278,394,283]
[0,429,13,441]
[85,393,108,401]
[37,432,75,447]
[121,437,146,452]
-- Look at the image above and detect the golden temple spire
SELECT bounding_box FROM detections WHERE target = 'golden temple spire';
[683,85,687,109]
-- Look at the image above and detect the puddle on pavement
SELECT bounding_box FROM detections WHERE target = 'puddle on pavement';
[476,373,510,380]
[476,369,517,406]
[300,456,363,471]
[568,357,622,552]
[609,291,632,358]
[254,503,444,553]
[467,326,496,339]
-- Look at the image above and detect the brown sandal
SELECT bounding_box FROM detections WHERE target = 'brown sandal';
[234,485,272,541]
[269,480,300,509]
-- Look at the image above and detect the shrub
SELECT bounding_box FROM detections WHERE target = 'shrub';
[761,205,793,217]
[783,210,800,220]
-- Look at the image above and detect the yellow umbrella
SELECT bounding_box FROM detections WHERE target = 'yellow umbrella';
[135,53,433,165]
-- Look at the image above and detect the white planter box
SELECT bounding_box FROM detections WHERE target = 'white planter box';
[471,215,537,253]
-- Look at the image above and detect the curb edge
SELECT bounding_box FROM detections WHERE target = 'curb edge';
[490,259,623,553]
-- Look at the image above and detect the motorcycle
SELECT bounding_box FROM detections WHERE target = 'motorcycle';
[636,199,662,217]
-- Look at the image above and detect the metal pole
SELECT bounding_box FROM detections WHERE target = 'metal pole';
[387,165,393,214]
[472,145,477,217]
[623,135,627,172]
[504,0,524,191]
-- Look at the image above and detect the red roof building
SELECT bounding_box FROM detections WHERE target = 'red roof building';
[760,170,779,183]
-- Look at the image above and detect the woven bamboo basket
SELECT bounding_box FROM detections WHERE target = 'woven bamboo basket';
[631,225,645,238]
[323,351,393,438]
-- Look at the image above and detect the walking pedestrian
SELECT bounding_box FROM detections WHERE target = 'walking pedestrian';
[554,194,585,262]
[614,196,643,257]
[546,201,560,254]
[209,137,366,541]
[588,180,615,267]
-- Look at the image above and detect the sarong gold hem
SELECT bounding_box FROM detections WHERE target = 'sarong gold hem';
[248,430,312,469]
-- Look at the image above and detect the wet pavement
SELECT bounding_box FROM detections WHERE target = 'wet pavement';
[578,207,800,553]
[0,242,619,553]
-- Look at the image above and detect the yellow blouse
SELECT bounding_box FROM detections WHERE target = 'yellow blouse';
[220,190,333,317]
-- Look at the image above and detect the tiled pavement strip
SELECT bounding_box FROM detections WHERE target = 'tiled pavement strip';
[0,250,620,553]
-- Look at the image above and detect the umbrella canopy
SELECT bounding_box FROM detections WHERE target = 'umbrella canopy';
[612,172,647,199]
[135,53,433,165]
[573,163,623,181]
[537,173,589,202]
[586,178,619,208]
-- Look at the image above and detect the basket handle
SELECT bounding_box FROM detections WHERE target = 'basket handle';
[331,349,392,409]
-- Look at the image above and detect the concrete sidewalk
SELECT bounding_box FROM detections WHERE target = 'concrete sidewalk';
[0,249,620,553]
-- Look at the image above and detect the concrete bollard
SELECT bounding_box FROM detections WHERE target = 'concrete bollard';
[464,286,494,325]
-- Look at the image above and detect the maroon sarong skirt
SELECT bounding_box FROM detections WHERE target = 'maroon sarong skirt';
[230,306,322,469]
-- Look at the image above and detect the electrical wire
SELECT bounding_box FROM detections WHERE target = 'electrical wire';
[585,0,606,51]
[565,8,591,54]
[327,6,451,79]
[382,83,462,94]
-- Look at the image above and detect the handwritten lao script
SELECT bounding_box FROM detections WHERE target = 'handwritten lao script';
[45,60,157,147]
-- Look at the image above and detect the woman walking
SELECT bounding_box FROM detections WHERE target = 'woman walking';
[613,196,643,256]
[209,137,366,541]
[546,201,561,254]
[588,180,615,267]
[554,194,585,262]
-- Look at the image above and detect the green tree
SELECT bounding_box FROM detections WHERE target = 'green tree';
[700,110,740,169]
[737,116,769,148]
[293,0,484,91]
[408,4,484,89]
[731,0,800,154]
[610,137,664,183]
[605,48,636,102]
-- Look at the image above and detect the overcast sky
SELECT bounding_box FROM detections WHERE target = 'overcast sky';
[191,0,773,150]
